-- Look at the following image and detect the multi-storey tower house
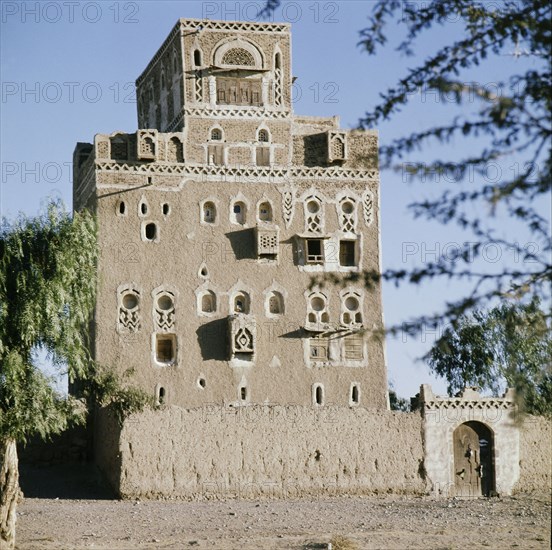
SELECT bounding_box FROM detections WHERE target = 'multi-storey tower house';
[73,18,387,411]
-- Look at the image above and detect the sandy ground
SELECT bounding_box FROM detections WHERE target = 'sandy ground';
[15,465,551,550]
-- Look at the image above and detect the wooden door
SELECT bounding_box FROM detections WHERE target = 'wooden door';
[453,422,493,497]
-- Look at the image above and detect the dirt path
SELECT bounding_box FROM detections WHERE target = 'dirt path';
[17,493,550,549]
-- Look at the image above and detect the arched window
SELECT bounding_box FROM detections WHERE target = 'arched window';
[275,52,281,69]
[201,291,216,313]
[342,293,362,325]
[233,292,250,314]
[160,72,166,90]
[351,384,360,405]
[258,129,269,142]
[258,201,272,222]
[194,49,202,67]
[144,222,157,241]
[173,51,179,74]
[231,201,246,225]
[221,48,255,66]
[202,201,216,224]
[313,384,324,406]
[118,201,126,215]
[210,128,222,141]
[268,292,284,315]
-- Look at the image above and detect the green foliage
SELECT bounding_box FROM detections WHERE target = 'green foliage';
[389,383,411,411]
[0,201,151,443]
[263,0,551,331]
[85,365,154,427]
[0,201,97,442]
[356,0,551,328]
[426,297,552,415]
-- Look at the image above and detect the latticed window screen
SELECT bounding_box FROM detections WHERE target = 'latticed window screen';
[111,139,128,160]
[234,327,254,352]
[344,334,363,360]
[332,137,345,159]
[221,48,255,66]
[258,229,278,255]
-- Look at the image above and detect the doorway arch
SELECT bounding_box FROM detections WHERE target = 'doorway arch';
[453,421,495,497]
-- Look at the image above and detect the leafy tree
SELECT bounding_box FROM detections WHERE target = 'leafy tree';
[0,202,150,549]
[261,0,551,331]
[388,384,411,411]
[426,297,552,415]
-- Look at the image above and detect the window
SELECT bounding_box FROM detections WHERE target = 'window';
[306,293,330,328]
[118,201,126,215]
[198,377,206,389]
[111,136,128,160]
[258,129,269,142]
[208,144,224,165]
[258,201,272,222]
[203,201,216,223]
[156,334,176,364]
[344,334,363,360]
[240,386,247,401]
[162,203,170,216]
[256,146,270,167]
[310,338,329,360]
[158,386,166,404]
[122,293,138,310]
[233,293,249,314]
[201,291,216,313]
[231,201,246,225]
[342,293,362,325]
[145,222,157,241]
[313,384,324,406]
[140,201,148,216]
[351,384,360,405]
[194,49,202,67]
[305,198,323,233]
[275,52,281,69]
[306,239,324,263]
[216,77,262,106]
[222,48,255,66]
[210,128,222,141]
[339,240,357,267]
[268,292,284,315]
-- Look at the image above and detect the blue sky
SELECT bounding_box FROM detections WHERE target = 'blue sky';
[1,1,549,399]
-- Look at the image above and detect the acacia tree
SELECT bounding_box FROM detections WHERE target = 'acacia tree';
[261,0,551,330]
[426,297,552,414]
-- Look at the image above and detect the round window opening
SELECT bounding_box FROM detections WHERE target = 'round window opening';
[345,296,359,311]
[311,296,325,311]
[341,201,354,214]
[307,201,320,214]
[157,295,174,311]
[122,293,138,310]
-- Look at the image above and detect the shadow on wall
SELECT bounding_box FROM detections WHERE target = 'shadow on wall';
[196,318,228,360]
[225,229,256,260]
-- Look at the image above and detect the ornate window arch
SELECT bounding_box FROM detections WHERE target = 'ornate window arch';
[340,289,363,326]
[213,38,264,70]
[117,284,141,333]
[305,290,330,327]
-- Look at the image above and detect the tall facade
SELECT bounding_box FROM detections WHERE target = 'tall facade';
[73,18,388,410]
